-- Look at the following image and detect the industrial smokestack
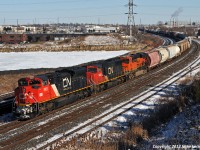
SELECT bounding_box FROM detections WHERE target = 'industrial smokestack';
[171,7,183,18]
[171,7,183,28]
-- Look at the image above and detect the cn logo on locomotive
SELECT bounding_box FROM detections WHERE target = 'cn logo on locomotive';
[108,67,114,75]
[63,77,72,88]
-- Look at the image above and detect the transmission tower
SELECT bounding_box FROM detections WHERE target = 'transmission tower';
[126,0,136,42]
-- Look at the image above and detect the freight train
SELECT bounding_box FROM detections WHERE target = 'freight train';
[139,28,186,42]
[13,33,191,119]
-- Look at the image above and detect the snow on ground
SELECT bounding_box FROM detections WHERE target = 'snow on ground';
[140,104,200,149]
[96,48,200,144]
[36,56,200,149]
[84,36,120,45]
[2,40,200,148]
[36,40,200,149]
[0,51,128,71]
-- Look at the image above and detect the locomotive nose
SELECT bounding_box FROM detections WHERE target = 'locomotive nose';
[19,87,27,103]
[19,93,26,102]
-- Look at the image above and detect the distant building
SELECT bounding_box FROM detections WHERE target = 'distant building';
[166,20,200,28]
[54,37,68,41]
[12,26,36,33]
[86,25,117,33]
[0,34,27,44]
[0,25,36,33]
[0,26,13,33]
[0,26,3,32]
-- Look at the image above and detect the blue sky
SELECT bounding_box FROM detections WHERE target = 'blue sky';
[0,0,199,25]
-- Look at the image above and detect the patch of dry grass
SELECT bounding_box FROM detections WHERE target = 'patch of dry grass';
[0,70,52,94]
[187,79,200,103]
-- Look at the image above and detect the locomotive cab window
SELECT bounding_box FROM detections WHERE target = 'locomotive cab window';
[18,79,28,86]
[97,68,102,72]
[42,80,48,86]
[132,60,137,63]
[122,59,129,64]
[30,80,41,85]
[88,68,97,73]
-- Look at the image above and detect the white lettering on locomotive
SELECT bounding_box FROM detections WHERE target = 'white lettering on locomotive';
[39,93,43,97]
[63,76,72,88]
[108,67,114,75]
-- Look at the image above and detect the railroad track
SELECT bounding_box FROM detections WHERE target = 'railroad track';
[0,41,199,150]
[0,35,170,116]
[38,40,200,149]
[0,41,198,149]
[160,36,175,46]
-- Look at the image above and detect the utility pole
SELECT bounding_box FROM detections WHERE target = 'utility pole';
[98,18,100,25]
[17,19,19,33]
[125,0,137,42]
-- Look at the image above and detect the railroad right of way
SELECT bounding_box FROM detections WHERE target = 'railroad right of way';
[0,40,199,150]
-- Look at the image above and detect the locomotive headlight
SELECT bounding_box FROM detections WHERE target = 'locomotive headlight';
[16,107,22,114]
[16,106,32,115]
[16,106,25,114]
